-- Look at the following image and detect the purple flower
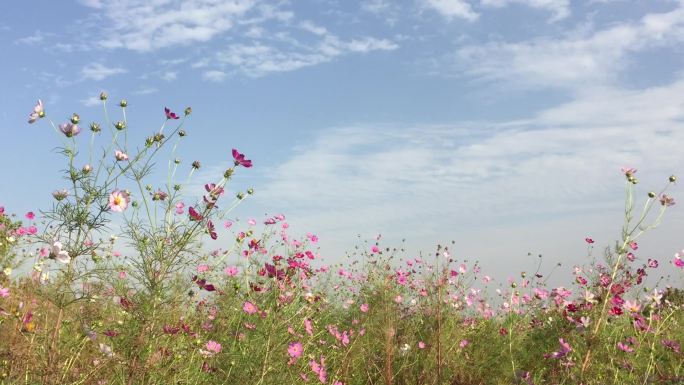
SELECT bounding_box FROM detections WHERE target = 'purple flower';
[548,338,572,359]
[59,122,80,137]
[660,194,675,207]
[232,149,253,168]
[662,339,681,354]
[28,100,44,123]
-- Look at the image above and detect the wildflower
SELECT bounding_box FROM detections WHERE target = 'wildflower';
[661,339,681,354]
[371,245,379,253]
[305,318,313,335]
[119,99,127,107]
[0,286,9,298]
[418,341,426,349]
[394,295,403,303]
[200,340,222,357]
[188,206,203,221]
[621,167,637,178]
[27,99,45,123]
[288,342,303,359]
[309,356,327,383]
[151,190,168,201]
[660,194,675,206]
[674,251,684,268]
[99,343,114,357]
[232,149,253,168]
[617,342,634,353]
[623,300,641,313]
[243,301,258,315]
[197,265,210,273]
[647,289,663,306]
[360,303,369,313]
[164,107,180,120]
[207,220,217,240]
[648,258,658,268]
[108,190,130,212]
[548,338,572,359]
[114,121,126,130]
[25,211,35,220]
[629,242,638,251]
[114,150,128,161]
[59,122,80,137]
[459,339,470,348]
[585,237,594,244]
[3,267,11,276]
[224,266,238,276]
[50,241,71,264]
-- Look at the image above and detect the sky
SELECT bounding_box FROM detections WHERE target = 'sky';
[1,0,684,286]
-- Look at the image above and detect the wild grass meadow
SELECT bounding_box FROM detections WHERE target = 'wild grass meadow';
[0,97,682,385]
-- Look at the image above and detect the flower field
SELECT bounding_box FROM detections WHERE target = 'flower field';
[0,97,682,385]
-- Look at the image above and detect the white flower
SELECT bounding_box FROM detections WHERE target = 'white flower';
[99,343,114,357]
[3,267,11,276]
[51,241,71,264]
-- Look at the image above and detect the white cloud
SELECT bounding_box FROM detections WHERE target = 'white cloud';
[250,78,684,273]
[299,20,328,36]
[81,63,127,81]
[214,36,398,77]
[161,71,178,81]
[89,0,259,52]
[80,95,102,107]
[15,31,47,45]
[480,0,570,21]
[133,87,159,95]
[203,70,228,82]
[421,0,479,21]
[453,3,684,89]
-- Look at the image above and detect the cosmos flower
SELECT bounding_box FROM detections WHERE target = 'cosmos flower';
[50,241,71,264]
[288,342,303,359]
[243,301,258,315]
[59,122,80,137]
[109,190,130,212]
[28,100,44,123]
[164,107,180,120]
[114,150,129,161]
[232,149,253,168]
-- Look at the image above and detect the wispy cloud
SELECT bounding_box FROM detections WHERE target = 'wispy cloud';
[203,70,228,82]
[420,0,480,21]
[81,63,127,81]
[15,31,48,45]
[480,0,570,21]
[452,3,684,89]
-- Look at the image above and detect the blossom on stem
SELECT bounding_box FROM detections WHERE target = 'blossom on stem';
[28,100,44,123]
[109,190,130,212]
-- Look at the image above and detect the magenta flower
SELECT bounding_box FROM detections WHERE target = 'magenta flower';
[0,287,9,298]
[188,206,203,221]
[59,122,80,137]
[617,341,634,353]
[28,100,44,123]
[175,202,185,214]
[418,341,426,349]
[207,219,217,240]
[25,211,35,220]
[232,149,253,168]
[164,107,180,120]
[109,190,130,212]
[224,266,238,276]
[243,301,258,315]
[549,338,572,359]
[585,237,594,244]
[661,339,681,354]
[288,341,303,359]
[309,356,327,384]
[674,254,684,268]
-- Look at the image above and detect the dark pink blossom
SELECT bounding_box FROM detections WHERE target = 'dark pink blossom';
[232,149,253,168]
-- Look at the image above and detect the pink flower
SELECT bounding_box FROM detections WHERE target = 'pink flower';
[549,338,572,359]
[360,303,369,313]
[109,190,130,212]
[309,356,327,383]
[629,242,638,251]
[175,202,185,214]
[459,340,469,348]
[224,220,233,228]
[660,194,675,207]
[674,254,684,268]
[59,122,80,137]
[28,99,44,123]
[371,245,379,253]
[207,220,217,240]
[304,318,313,335]
[394,295,403,303]
[418,341,426,349]
[164,107,180,120]
[232,149,253,168]
[25,211,35,220]
[288,342,303,359]
[188,206,203,221]
[114,150,129,161]
[118,271,127,279]
[585,237,594,244]
[197,265,210,273]
[0,287,9,298]
[617,341,634,353]
[243,301,258,315]
[200,340,222,357]
[621,167,637,177]
[224,266,238,276]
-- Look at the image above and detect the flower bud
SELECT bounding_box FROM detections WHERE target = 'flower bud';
[179,129,186,137]
[224,168,234,179]
[145,136,154,146]
[131,201,139,208]
[153,133,164,142]
[71,113,80,124]
[119,99,128,108]
[247,188,254,195]
[173,184,181,191]
[631,178,638,185]
[184,107,192,116]
[236,192,245,200]
[114,121,126,130]
[669,175,677,183]
[90,122,101,132]
[99,92,108,101]
[145,184,152,191]
[192,161,201,169]
[648,191,656,198]
[174,158,181,164]
[52,189,69,201]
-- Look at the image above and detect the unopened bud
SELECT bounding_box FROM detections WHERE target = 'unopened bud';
[82,164,92,174]
[173,184,181,191]
[174,158,180,164]
[90,122,101,132]
[114,121,126,131]
[179,129,186,137]
[184,107,192,116]
[236,192,245,200]
[224,168,234,178]
[648,191,656,198]
[192,161,201,169]
[669,175,677,183]
[71,113,80,124]
[119,99,128,108]
[247,188,254,195]
[99,92,108,101]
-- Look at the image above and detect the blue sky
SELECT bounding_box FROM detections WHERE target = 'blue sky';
[1,0,683,284]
